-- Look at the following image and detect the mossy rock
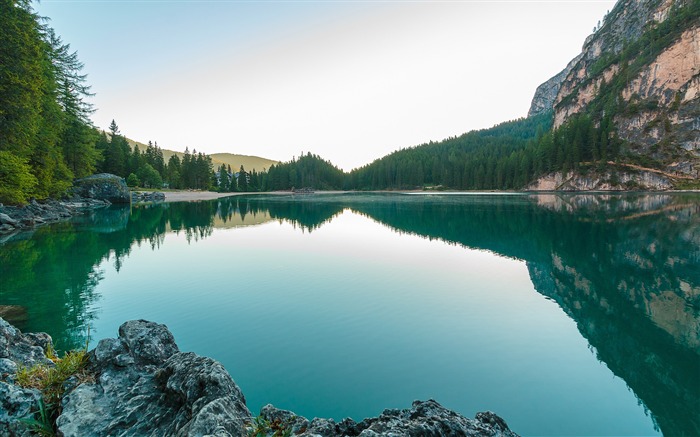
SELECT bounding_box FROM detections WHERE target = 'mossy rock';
[72,173,131,204]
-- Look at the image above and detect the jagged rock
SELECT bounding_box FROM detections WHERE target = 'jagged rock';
[0,382,42,437]
[0,319,53,437]
[131,191,166,203]
[0,197,109,235]
[260,400,518,436]
[528,54,581,117]
[57,320,252,437]
[0,213,19,227]
[0,318,54,369]
[72,173,130,204]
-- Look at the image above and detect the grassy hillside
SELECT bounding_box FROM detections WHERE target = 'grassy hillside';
[210,153,278,172]
[123,137,278,172]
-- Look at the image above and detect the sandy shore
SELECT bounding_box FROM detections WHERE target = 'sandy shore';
[161,191,238,202]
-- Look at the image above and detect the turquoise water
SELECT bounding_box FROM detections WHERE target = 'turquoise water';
[2,193,699,436]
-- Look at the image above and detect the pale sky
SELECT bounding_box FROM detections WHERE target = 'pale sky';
[37,0,615,170]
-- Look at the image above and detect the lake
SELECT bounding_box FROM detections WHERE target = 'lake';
[1,193,698,436]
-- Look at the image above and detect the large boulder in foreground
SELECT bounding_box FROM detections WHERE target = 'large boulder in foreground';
[57,320,251,437]
[72,173,131,204]
[0,317,519,436]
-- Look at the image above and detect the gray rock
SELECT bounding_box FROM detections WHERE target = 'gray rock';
[0,318,54,368]
[72,173,130,204]
[0,382,42,437]
[0,213,18,227]
[58,320,252,437]
[259,400,519,436]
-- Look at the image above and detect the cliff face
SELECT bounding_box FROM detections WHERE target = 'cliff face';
[530,0,700,178]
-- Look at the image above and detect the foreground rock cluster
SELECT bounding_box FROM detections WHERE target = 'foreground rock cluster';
[0,317,519,436]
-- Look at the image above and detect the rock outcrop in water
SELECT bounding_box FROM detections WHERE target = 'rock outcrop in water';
[72,173,131,204]
[0,317,518,437]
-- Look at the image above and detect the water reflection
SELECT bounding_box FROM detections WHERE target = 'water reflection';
[0,193,698,436]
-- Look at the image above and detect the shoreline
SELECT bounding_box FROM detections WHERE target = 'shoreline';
[153,189,700,203]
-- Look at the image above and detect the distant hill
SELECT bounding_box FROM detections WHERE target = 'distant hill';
[122,137,278,172]
[209,153,278,172]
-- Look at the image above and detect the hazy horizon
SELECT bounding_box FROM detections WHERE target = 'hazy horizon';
[38,0,615,171]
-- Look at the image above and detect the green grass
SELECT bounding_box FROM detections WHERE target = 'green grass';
[15,343,92,436]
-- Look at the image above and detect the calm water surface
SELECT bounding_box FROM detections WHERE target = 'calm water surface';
[2,193,699,436]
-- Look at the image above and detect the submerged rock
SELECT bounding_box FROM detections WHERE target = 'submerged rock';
[0,317,519,436]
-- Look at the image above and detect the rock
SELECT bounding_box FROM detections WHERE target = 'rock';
[0,382,42,437]
[0,213,19,227]
[72,173,130,204]
[0,319,52,437]
[526,168,673,191]
[131,191,166,203]
[0,318,54,368]
[0,196,110,235]
[259,400,518,436]
[57,320,251,437]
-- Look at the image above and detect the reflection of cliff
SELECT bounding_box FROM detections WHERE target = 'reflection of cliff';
[344,193,699,437]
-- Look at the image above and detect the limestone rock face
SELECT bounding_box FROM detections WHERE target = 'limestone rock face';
[526,168,673,191]
[528,0,700,179]
[528,54,581,117]
[57,320,251,437]
[72,173,131,204]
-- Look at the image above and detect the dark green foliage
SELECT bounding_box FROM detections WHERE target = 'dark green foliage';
[0,150,37,204]
[266,152,345,191]
[0,1,99,203]
[126,173,140,187]
[349,112,557,190]
[94,123,213,191]
[137,163,162,189]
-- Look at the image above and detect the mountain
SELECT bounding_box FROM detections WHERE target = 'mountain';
[209,153,278,172]
[123,137,278,172]
[528,0,700,189]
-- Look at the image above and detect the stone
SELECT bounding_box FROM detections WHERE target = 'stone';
[0,318,54,368]
[57,320,252,437]
[0,213,18,227]
[0,382,42,437]
[72,173,130,204]
[260,400,519,436]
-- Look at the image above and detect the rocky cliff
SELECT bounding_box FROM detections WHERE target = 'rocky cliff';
[0,318,518,437]
[528,0,700,183]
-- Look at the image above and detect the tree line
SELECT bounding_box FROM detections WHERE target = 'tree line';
[0,1,216,203]
[1,0,99,204]
[97,120,213,191]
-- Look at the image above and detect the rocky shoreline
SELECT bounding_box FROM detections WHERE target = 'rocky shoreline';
[0,173,133,236]
[0,317,518,436]
[0,198,111,235]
